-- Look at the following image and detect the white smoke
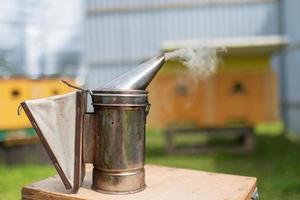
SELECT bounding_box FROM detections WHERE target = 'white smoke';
[162,47,224,112]
[164,47,222,77]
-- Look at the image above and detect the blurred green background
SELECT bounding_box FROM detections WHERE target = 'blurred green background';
[1,1,300,200]
[1,128,300,200]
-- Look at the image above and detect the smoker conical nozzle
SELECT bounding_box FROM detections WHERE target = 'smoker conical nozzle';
[101,55,165,90]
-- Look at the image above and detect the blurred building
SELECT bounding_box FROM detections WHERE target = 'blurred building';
[84,0,300,133]
[0,0,84,144]
[0,0,83,77]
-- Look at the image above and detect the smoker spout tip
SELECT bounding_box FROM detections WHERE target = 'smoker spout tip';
[158,54,165,61]
[99,54,166,91]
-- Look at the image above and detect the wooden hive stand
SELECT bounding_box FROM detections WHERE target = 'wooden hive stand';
[22,165,258,200]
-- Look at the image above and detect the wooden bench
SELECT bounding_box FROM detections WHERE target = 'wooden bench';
[165,126,255,154]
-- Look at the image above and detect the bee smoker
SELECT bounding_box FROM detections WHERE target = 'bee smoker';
[21,55,165,194]
[90,55,165,194]
[90,89,148,194]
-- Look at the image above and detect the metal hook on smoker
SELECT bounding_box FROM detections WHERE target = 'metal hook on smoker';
[61,79,92,95]
[145,103,151,115]
[17,104,23,116]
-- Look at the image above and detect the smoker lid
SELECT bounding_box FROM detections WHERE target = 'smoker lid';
[91,89,148,106]
[21,91,87,192]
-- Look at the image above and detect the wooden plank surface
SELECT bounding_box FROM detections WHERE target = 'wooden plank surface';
[22,165,257,200]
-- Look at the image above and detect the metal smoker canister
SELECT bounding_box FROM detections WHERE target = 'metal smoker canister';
[91,89,149,194]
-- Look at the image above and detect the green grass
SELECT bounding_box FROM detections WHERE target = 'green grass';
[146,130,300,200]
[0,164,55,200]
[0,129,300,199]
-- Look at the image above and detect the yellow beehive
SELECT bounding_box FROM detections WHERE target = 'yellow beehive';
[30,78,77,98]
[0,77,76,131]
[0,78,31,129]
[147,36,287,129]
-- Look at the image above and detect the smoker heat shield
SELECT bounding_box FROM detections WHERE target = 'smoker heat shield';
[21,91,87,192]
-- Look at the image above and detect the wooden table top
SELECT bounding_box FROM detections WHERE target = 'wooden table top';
[22,164,257,200]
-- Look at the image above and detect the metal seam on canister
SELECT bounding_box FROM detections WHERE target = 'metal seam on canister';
[92,93,147,97]
[92,103,148,107]
[93,166,144,172]
[95,170,143,177]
